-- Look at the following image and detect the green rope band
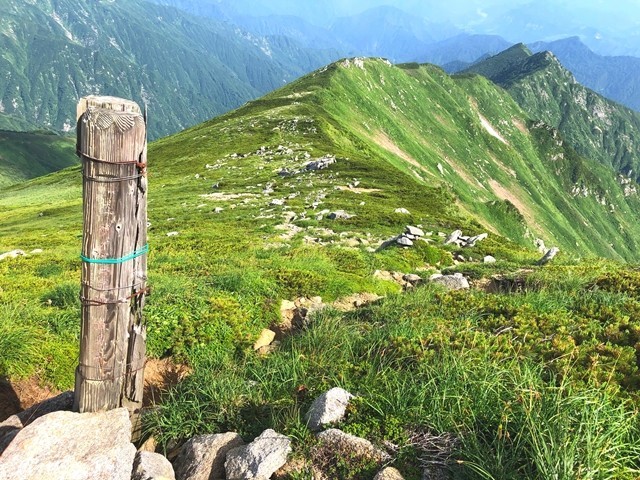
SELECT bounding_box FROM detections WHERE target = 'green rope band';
[81,244,149,265]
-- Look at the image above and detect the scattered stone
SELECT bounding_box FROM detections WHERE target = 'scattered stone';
[214,207,224,214]
[444,230,462,245]
[132,451,175,480]
[305,388,354,432]
[430,274,470,290]
[225,429,291,480]
[484,255,497,263]
[138,436,158,453]
[536,247,559,266]
[0,408,135,480]
[29,249,43,254]
[328,210,354,220]
[306,155,336,171]
[332,293,383,312]
[403,274,422,285]
[396,236,414,247]
[394,208,410,214]
[166,232,179,237]
[405,225,424,237]
[316,429,390,463]
[271,198,285,206]
[0,250,26,261]
[172,432,244,480]
[253,329,277,351]
[465,233,488,247]
[534,238,547,253]
[282,211,297,224]
[374,467,405,480]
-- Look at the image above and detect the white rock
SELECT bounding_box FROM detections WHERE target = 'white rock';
[396,236,413,247]
[394,208,410,214]
[405,226,424,237]
[484,255,496,263]
[305,387,354,432]
[167,232,179,237]
[172,432,244,480]
[0,408,135,480]
[225,429,291,480]
[132,451,175,480]
[430,274,469,290]
[374,466,405,480]
[316,429,390,463]
[0,249,25,261]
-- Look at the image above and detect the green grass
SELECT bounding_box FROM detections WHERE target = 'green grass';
[2,57,640,476]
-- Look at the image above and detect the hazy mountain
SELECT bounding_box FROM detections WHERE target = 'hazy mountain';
[0,0,335,139]
[464,45,640,181]
[530,37,640,111]
[417,33,512,69]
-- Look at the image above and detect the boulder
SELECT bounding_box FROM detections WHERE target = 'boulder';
[225,429,291,480]
[172,432,244,480]
[305,387,354,432]
[374,467,405,480]
[444,230,462,245]
[483,255,496,263]
[405,226,424,237]
[328,210,354,220]
[396,236,414,247]
[0,250,25,261]
[0,408,135,480]
[537,247,559,266]
[132,451,175,480]
[253,329,276,351]
[430,274,469,291]
[316,429,390,463]
[465,233,488,247]
[0,390,74,454]
[394,208,410,214]
[403,274,422,285]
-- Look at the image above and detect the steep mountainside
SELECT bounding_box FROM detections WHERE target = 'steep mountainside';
[0,0,334,139]
[530,37,640,112]
[0,129,76,188]
[464,45,640,182]
[4,58,640,264]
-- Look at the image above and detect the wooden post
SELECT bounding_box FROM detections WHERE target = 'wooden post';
[74,96,148,418]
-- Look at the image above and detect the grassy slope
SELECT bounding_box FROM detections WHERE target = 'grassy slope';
[2,58,640,477]
[0,130,77,187]
[465,47,640,182]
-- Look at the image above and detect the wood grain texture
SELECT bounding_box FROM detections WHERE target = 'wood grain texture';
[74,96,148,414]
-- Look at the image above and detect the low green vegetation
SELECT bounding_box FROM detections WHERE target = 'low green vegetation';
[2,57,640,477]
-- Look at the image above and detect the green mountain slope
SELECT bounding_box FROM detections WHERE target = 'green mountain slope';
[0,0,334,139]
[0,129,77,188]
[464,45,640,182]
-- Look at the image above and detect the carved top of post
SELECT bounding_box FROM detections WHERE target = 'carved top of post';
[77,96,142,120]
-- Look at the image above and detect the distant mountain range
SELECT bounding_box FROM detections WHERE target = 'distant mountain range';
[0,0,335,139]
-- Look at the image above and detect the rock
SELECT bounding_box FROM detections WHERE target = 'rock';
[214,207,224,214]
[173,432,244,480]
[403,274,422,285]
[316,429,390,463]
[328,210,354,220]
[394,208,410,214]
[536,247,559,266]
[0,408,135,480]
[167,232,179,237]
[430,274,470,291]
[405,226,424,237]
[465,233,488,247]
[483,255,496,263]
[225,429,291,480]
[271,198,285,206]
[396,236,414,247]
[305,387,354,432]
[139,436,159,453]
[306,155,336,171]
[0,390,74,455]
[29,249,43,254]
[374,467,405,480]
[253,329,276,351]
[0,250,25,261]
[132,451,175,480]
[534,238,547,253]
[444,230,462,245]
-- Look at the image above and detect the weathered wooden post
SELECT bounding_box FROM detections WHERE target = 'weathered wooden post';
[74,96,148,419]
